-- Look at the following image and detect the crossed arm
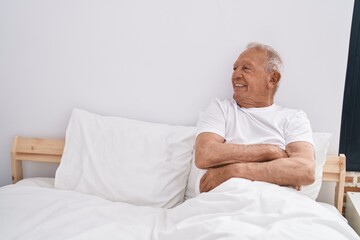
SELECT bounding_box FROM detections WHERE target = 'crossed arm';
[195,132,315,193]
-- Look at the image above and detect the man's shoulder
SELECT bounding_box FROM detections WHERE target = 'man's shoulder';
[276,104,307,115]
[275,105,310,124]
[211,98,237,108]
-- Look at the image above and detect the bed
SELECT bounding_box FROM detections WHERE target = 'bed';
[1,109,359,240]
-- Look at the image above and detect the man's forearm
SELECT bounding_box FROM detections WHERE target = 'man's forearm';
[232,157,315,187]
[199,141,315,193]
[200,157,314,193]
[195,133,287,169]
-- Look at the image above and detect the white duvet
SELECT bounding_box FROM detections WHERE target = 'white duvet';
[0,178,358,240]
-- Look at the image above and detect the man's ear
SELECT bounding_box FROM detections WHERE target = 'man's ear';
[268,72,281,88]
[271,72,281,84]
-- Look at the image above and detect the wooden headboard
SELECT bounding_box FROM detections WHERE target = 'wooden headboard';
[10,136,346,213]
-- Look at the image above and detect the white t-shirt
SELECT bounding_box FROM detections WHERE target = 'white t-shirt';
[187,98,314,198]
[197,98,314,148]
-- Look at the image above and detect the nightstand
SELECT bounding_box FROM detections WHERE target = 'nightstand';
[346,192,360,235]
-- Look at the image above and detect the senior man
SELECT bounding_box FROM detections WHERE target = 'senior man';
[195,42,315,193]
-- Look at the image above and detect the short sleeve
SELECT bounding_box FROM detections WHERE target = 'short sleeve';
[285,110,314,146]
[196,99,227,138]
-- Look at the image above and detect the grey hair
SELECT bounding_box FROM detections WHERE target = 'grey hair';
[246,42,283,74]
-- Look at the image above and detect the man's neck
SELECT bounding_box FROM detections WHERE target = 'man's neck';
[235,99,274,108]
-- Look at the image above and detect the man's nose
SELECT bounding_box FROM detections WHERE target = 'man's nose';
[233,71,242,80]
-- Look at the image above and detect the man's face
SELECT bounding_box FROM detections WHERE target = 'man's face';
[232,48,274,108]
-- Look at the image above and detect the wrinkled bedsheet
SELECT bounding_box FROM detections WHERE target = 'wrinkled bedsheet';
[0,178,358,240]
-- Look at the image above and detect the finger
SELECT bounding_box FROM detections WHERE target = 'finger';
[200,176,208,193]
[201,183,208,193]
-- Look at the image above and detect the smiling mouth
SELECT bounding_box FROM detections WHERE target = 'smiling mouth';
[234,83,246,88]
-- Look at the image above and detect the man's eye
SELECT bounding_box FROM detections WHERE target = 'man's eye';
[243,66,251,71]
[233,66,237,71]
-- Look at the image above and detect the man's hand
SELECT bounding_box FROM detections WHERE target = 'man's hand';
[200,164,234,193]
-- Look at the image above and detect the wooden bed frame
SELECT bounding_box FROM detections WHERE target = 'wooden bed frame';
[10,136,346,213]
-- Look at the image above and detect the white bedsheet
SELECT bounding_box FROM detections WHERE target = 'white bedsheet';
[0,178,358,240]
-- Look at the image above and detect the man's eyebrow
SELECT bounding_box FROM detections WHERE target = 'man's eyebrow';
[241,59,253,65]
[245,60,259,69]
[234,60,255,68]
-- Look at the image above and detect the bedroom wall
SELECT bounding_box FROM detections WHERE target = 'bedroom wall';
[0,0,354,204]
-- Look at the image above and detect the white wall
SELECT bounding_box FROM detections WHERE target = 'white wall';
[0,0,354,203]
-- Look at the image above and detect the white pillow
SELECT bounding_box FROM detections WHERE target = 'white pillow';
[55,109,196,208]
[184,156,201,200]
[184,132,332,200]
[299,132,332,200]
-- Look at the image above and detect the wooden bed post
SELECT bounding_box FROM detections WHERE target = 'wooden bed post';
[322,154,346,213]
[11,136,23,183]
[334,154,346,213]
